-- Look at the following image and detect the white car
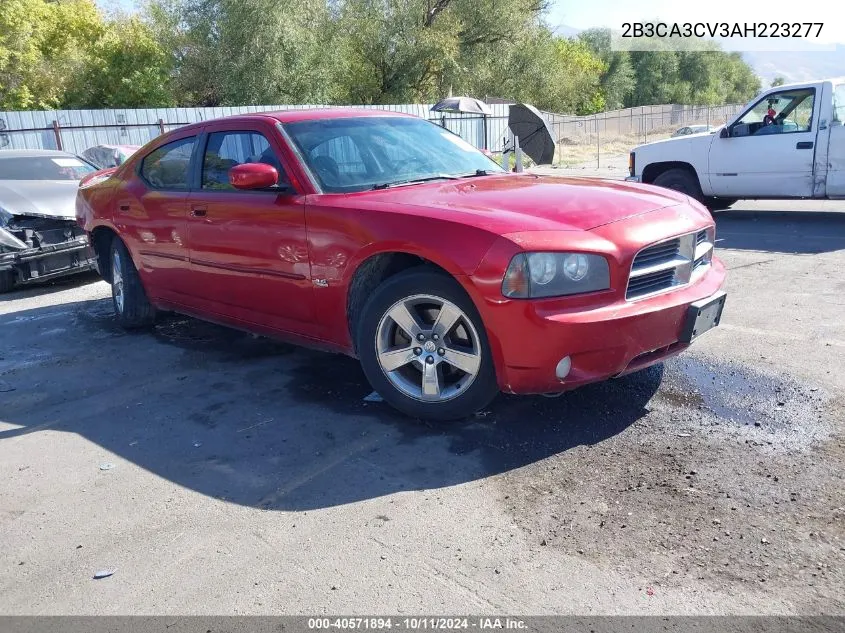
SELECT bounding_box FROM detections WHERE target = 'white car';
[0,150,98,292]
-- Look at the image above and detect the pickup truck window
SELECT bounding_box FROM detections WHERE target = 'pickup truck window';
[732,89,815,137]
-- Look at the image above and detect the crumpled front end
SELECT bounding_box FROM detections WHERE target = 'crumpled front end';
[0,215,96,287]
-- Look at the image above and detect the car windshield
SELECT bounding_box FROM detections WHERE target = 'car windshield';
[283,116,504,193]
[0,155,97,180]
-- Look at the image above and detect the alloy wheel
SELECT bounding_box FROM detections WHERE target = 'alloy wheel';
[375,294,482,402]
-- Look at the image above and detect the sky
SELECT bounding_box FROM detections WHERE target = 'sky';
[546,0,843,48]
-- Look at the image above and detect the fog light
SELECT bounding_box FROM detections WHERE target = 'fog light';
[555,355,571,379]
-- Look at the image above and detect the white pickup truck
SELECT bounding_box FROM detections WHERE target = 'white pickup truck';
[626,78,845,210]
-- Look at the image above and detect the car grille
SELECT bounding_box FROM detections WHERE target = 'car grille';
[626,229,714,300]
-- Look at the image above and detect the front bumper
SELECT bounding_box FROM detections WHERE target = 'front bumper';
[0,237,96,284]
[478,258,726,394]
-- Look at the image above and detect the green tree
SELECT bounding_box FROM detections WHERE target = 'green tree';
[578,28,634,110]
[148,0,342,106]
[472,30,605,114]
[771,76,786,87]
[64,16,175,108]
[0,0,103,110]
[334,0,550,104]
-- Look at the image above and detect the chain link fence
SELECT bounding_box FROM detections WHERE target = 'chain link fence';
[543,104,745,171]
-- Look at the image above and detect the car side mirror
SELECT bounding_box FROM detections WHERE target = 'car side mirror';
[719,128,729,139]
[229,163,278,190]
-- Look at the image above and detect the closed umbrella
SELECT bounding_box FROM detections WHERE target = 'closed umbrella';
[507,104,557,165]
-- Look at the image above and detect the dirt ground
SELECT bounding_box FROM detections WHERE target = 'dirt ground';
[0,200,843,615]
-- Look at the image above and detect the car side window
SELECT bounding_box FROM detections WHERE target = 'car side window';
[140,137,196,190]
[202,131,289,191]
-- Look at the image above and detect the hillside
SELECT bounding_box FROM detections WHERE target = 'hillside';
[742,47,845,85]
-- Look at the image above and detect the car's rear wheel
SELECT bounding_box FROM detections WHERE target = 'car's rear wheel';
[356,268,498,421]
[0,270,15,293]
[110,237,156,328]
[653,168,704,203]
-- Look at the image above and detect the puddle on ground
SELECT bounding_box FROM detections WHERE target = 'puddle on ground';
[658,355,830,439]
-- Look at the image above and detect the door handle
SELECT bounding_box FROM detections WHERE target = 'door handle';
[190,207,207,217]
[796,141,814,149]
[118,204,130,212]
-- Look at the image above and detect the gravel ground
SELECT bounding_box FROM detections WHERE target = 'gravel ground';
[0,201,843,615]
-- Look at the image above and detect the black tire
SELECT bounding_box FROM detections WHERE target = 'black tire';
[653,168,704,203]
[110,236,156,328]
[0,270,15,293]
[356,268,498,421]
[705,197,737,212]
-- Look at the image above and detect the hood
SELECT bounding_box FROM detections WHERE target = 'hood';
[634,130,717,153]
[0,180,80,220]
[354,174,690,232]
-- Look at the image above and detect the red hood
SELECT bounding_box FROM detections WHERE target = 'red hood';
[341,173,693,233]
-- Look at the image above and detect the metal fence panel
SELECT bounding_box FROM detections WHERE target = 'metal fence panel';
[0,102,744,164]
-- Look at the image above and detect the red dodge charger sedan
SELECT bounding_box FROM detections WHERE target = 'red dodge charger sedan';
[76,109,726,420]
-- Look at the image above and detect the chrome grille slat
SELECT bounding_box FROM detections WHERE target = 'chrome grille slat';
[626,229,714,300]
[629,255,689,278]
[627,270,676,295]
[630,240,681,267]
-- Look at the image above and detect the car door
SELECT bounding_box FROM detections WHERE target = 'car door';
[185,122,315,332]
[115,133,198,301]
[707,88,819,198]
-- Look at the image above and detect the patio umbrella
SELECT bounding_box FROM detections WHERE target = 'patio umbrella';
[430,96,493,115]
[507,103,557,165]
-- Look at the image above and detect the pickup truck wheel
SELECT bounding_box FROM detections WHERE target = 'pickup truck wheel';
[653,168,703,203]
[356,268,498,421]
[0,270,15,293]
[110,237,156,328]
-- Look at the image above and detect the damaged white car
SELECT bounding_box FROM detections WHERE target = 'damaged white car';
[0,150,98,292]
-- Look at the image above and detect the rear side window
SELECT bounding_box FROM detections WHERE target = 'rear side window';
[141,137,196,190]
[202,130,289,190]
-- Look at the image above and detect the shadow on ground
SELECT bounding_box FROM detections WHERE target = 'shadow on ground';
[715,209,845,254]
[0,298,661,511]
[0,271,103,303]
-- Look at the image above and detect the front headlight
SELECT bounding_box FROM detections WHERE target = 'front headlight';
[502,252,610,298]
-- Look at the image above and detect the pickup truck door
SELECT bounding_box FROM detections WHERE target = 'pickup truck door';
[822,83,845,197]
[707,87,819,198]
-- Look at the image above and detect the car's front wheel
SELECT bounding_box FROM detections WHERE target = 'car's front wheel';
[110,236,156,328]
[356,268,498,421]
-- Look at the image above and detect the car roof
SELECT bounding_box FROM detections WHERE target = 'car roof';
[172,107,415,135]
[0,149,79,158]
